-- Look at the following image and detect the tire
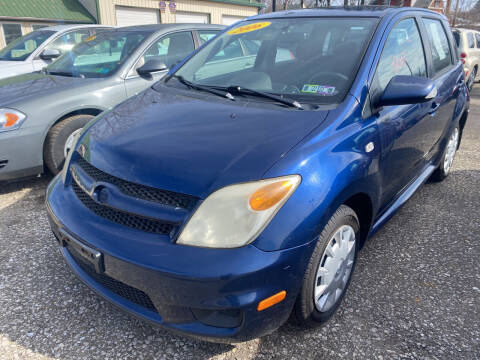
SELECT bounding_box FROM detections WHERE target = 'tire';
[430,126,460,182]
[43,114,93,174]
[467,67,477,92]
[293,205,360,327]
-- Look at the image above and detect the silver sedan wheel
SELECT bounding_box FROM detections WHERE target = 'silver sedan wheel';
[314,225,356,312]
[64,128,82,159]
[443,127,459,175]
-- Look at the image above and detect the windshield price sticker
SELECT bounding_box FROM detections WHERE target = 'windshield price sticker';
[302,84,336,96]
[228,22,271,35]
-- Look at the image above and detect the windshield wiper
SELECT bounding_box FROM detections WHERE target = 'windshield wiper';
[170,75,235,100]
[225,86,303,109]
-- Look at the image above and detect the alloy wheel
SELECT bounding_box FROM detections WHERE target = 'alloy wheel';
[314,225,356,312]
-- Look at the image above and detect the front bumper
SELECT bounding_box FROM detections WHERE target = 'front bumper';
[0,125,44,181]
[46,175,314,342]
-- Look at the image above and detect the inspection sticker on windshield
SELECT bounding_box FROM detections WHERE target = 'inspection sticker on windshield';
[301,84,336,96]
[228,22,271,35]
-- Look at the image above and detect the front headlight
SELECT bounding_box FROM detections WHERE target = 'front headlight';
[177,175,301,248]
[0,108,26,133]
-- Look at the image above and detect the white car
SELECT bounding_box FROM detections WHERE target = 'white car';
[0,24,111,80]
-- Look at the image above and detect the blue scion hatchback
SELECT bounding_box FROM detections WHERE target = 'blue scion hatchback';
[46,7,469,342]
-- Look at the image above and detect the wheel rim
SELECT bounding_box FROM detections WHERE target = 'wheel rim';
[314,225,356,313]
[64,129,82,159]
[443,127,459,175]
[468,69,476,90]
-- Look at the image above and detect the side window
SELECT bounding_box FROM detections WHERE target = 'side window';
[198,30,219,44]
[467,32,475,48]
[135,31,194,73]
[374,18,427,95]
[476,33,480,48]
[44,29,90,53]
[210,40,244,61]
[422,18,453,74]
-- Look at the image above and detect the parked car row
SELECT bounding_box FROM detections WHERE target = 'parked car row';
[453,27,480,91]
[39,7,469,343]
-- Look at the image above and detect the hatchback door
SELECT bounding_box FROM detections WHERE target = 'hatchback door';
[124,31,195,97]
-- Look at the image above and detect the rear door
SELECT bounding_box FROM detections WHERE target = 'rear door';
[419,17,460,146]
[124,31,195,97]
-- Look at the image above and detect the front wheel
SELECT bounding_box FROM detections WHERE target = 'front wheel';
[431,126,460,182]
[293,205,359,326]
[43,114,94,174]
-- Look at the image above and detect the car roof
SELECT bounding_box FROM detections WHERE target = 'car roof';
[250,6,445,20]
[42,24,112,32]
[116,23,225,33]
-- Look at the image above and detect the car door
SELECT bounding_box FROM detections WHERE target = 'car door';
[32,29,91,71]
[124,31,195,97]
[368,17,435,210]
[420,17,459,146]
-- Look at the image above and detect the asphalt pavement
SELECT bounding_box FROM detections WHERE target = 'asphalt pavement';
[0,88,479,360]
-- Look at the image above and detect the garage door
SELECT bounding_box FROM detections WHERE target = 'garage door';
[115,6,160,27]
[222,15,245,26]
[175,11,209,24]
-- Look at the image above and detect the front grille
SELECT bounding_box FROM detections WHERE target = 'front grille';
[68,246,157,313]
[76,157,197,210]
[72,181,175,235]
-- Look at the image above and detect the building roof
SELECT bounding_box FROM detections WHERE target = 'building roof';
[0,0,95,23]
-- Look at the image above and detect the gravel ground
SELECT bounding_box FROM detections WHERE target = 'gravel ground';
[1,88,479,360]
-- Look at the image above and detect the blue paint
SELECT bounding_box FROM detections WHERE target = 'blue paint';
[46,7,469,341]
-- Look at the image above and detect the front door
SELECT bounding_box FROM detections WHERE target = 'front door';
[124,31,195,97]
[368,17,435,210]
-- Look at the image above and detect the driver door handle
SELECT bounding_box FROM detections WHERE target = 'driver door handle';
[429,101,440,115]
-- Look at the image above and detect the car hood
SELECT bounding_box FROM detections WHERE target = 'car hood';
[80,87,329,198]
[0,72,100,106]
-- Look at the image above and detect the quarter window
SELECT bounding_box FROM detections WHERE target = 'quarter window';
[422,18,453,75]
[198,30,219,44]
[374,18,427,94]
[476,33,480,48]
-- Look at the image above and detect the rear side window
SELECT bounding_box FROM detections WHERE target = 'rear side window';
[453,31,460,47]
[467,32,475,48]
[198,30,219,44]
[422,18,453,75]
[476,33,480,48]
[374,18,427,93]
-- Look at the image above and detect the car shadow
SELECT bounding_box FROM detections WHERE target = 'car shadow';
[0,169,478,359]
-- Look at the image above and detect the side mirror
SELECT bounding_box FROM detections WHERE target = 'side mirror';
[40,48,61,61]
[376,75,437,108]
[137,59,168,75]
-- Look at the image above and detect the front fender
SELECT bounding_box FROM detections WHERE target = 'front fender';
[252,102,382,252]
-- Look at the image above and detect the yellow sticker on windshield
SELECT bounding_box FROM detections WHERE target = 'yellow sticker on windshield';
[228,22,271,35]
[84,35,96,42]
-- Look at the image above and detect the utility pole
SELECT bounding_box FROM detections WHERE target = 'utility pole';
[445,0,452,21]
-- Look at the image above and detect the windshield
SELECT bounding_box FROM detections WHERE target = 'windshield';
[171,17,377,104]
[0,30,55,61]
[46,30,149,78]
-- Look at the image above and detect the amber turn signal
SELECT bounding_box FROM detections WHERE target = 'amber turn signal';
[249,180,294,211]
[257,291,286,311]
[4,113,19,127]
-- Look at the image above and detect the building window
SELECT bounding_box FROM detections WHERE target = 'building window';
[2,23,23,45]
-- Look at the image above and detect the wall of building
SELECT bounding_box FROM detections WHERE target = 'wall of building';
[0,21,54,49]
[97,0,258,26]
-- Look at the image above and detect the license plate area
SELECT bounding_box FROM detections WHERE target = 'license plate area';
[58,229,104,273]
